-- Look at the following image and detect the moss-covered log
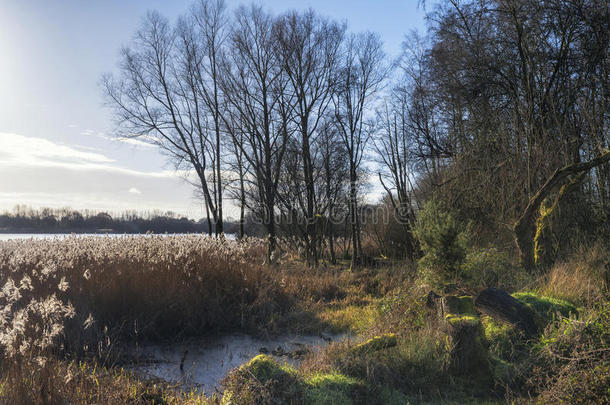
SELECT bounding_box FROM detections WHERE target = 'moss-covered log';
[474,288,539,336]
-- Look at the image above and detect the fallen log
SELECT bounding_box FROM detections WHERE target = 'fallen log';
[474,288,538,336]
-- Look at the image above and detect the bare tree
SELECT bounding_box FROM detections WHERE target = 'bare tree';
[318,119,349,264]
[274,10,345,265]
[220,5,291,259]
[176,0,229,235]
[102,8,227,235]
[399,32,450,179]
[375,96,418,258]
[334,32,386,268]
[224,116,250,239]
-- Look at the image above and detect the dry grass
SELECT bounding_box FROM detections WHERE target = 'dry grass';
[0,357,213,405]
[539,243,609,306]
[527,301,610,404]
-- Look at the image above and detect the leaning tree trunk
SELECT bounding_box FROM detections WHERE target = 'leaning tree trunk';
[514,150,610,272]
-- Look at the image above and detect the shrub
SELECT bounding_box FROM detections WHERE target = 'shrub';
[531,302,610,403]
[363,199,417,260]
[413,200,471,291]
[462,247,528,291]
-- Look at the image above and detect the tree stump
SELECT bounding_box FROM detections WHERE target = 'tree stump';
[445,314,488,374]
[426,292,490,374]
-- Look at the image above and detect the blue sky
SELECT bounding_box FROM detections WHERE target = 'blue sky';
[0,0,427,219]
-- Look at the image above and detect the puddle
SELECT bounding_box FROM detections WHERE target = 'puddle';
[127,333,348,395]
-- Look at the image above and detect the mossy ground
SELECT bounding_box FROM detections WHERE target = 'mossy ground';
[445,313,479,326]
[350,333,397,354]
[512,291,578,319]
[222,354,404,405]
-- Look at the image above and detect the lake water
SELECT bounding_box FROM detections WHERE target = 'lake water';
[0,233,236,241]
[127,332,348,395]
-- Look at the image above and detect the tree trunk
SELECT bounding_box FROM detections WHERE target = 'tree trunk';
[349,164,360,269]
[329,227,336,265]
[265,191,277,264]
[514,150,610,271]
[302,123,318,267]
[267,220,276,264]
[213,62,224,237]
[239,201,245,240]
[205,199,212,236]
[344,221,351,260]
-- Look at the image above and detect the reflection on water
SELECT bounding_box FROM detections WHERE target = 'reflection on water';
[127,333,347,395]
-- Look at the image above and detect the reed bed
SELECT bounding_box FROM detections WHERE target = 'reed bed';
[0,235,296,361]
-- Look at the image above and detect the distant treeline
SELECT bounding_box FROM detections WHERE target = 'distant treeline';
[0,205,253,235]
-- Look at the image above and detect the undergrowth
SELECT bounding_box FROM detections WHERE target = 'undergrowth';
[0,236,607,404]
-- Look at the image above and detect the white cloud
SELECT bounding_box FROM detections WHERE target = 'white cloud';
[0,132,184,178]
[117,136,156,148]
[0,132,114,167]
[96,132,156,148]
[0,132,238,218]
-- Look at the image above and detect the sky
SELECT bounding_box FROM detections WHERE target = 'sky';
[0,0,427,219]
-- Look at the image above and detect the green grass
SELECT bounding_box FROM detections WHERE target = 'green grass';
[304,373,361,405]
[223,354,404,405]
[513,291,578,330]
